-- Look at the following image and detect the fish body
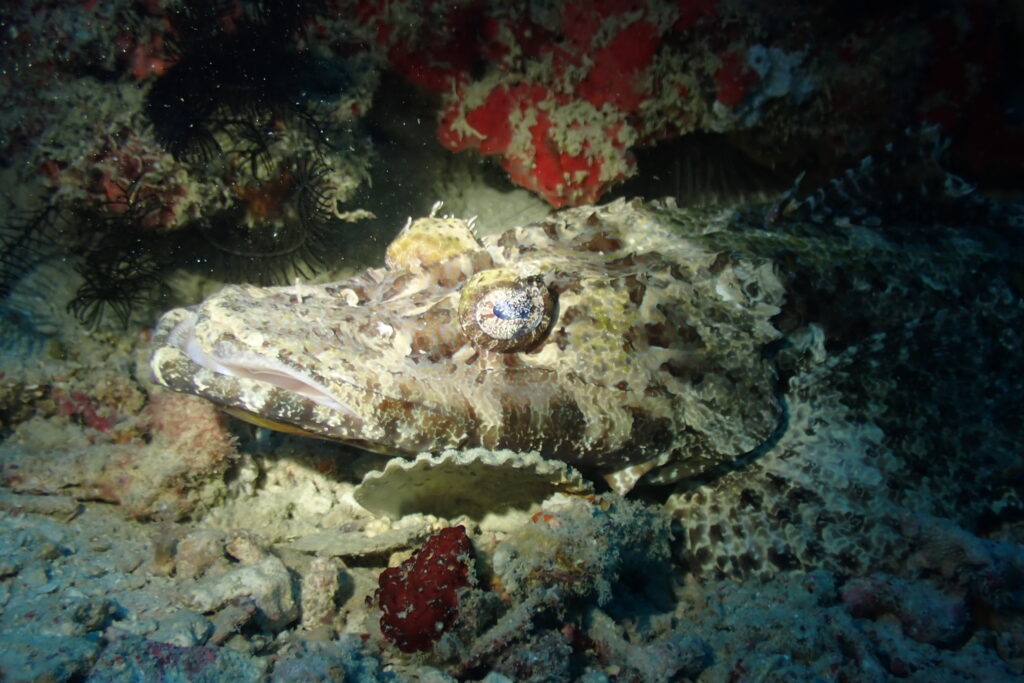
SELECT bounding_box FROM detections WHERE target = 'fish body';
[151,199,785,492]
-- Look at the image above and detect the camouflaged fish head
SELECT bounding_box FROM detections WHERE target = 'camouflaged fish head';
[150,199,785,493]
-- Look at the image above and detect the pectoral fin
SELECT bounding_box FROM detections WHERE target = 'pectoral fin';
[603,458,661,495]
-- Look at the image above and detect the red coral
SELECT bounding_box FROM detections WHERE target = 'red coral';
[561,0,653,51]
[56,129,195,231]
[128,36,171,80]
[440,84,633,208]
[714,51,757,108]
[502,111,621,208]
[438,82,548,154]
[464,85,518,154]
[560,1,604,52]
[674,0,717,31]
[54,389,116,433]
[384,4,676,206]
[578,20,661,112]
[375,525,475,653]
[382,0,799,206]
[363,1,486,93]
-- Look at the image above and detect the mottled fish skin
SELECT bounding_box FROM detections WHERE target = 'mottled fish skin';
[665,157,1024,578]
[151,199,786,490]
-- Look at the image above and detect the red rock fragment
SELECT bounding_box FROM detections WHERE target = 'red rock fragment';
[375,525,475,653]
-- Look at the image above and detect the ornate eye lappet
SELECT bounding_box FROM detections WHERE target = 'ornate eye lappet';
[458,269,554,352]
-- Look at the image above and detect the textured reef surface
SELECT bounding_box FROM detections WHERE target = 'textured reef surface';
[2,0,1024,681]
[6,134,1024,680]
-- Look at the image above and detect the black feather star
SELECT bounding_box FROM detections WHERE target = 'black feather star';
[61,177,172,330]
[185,156,346,284]
[67,247,163,330]
[140,0,360,286]
[0,199,63,299]
[144,0,343,163]
[0,200,67,349]
[1,192,166,334]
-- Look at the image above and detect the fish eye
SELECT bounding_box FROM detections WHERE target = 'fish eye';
[458,269,554,352]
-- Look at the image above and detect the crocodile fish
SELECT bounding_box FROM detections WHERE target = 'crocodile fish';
[151,136,1023,577]
[151,198,785,494]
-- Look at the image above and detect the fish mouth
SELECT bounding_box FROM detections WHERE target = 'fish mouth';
[160,308,356,415]
[151,302,476,455]
[152,307,471,453]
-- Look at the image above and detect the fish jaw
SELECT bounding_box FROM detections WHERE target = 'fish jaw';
[149,282,479,455]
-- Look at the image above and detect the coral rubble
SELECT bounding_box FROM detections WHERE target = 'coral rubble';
[374,525,477,654]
